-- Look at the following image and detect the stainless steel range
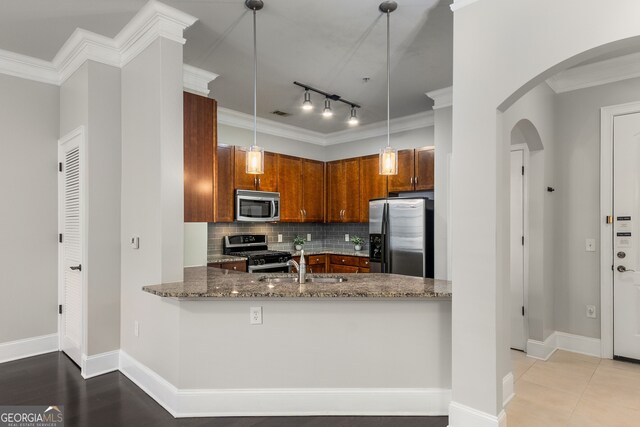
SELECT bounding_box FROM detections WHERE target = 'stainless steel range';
[223,234,292,273]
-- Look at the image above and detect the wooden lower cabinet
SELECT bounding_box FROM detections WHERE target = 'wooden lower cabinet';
[329,264,359,274]
[328,255,369,273]
[208,261,247,272]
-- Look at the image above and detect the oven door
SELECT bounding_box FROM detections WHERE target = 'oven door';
[248,262,291,273]
[236,190,280,222]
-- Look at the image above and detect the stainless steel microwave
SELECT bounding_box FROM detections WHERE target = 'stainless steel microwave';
[235,190,280,222]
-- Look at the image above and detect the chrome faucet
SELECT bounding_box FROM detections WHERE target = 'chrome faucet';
[287,249,306,284]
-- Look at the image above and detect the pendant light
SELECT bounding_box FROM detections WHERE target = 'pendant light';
[379,1,398,176]
[245,0,264,175]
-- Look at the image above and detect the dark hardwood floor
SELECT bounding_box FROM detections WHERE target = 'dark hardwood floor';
[0,352,448,427]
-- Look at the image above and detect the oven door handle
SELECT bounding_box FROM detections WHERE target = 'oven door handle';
[248,262,291,272]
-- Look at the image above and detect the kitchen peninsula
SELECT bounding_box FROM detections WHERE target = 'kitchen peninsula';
[134,267,453,417]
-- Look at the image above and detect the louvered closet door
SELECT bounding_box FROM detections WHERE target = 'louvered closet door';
[59,130,84,367]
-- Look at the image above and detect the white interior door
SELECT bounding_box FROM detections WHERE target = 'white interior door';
[613,112,640,361]
[510,150,526,350]
[58,129,84,367]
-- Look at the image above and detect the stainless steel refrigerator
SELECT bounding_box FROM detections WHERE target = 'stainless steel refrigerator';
[369,197,434,278]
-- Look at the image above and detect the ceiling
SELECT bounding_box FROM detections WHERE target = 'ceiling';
[0,0,453,133]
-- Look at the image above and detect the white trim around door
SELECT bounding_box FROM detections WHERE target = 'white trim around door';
[600,101,640,359]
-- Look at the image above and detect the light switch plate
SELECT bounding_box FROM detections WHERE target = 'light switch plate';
[277,234,283,243]
[345,234,350,242]
[586,238,596,252]
[130,237,140,249]
[307,233,311,241]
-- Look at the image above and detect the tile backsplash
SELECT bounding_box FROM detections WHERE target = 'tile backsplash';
[208,222,369,255]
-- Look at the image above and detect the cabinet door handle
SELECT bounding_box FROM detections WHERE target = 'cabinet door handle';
[415,176,418,185]
[258,178,261,187]
[303,209,307,217]
[233,266,237,270]
[410,177,414,185]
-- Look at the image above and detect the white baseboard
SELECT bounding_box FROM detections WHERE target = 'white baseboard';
[0,333,58,364]
[120,350,450,417]
[502,372,514,407]
[555,331,601,358]
[82,350,120,379]
[527,331,601,361]
[526,333,557,361]
[448,402,507,427]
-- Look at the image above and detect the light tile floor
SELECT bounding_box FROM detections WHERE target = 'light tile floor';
[507,350,640,426]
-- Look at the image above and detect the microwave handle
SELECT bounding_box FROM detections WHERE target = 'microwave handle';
[271,200,277,217]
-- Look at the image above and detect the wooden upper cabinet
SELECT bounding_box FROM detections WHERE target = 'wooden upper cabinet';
[387,149,415,193]
[277,154,303,222]
[386,147,435,193]
[183,92,216,223]
[327,158,360,222]
[301,159,325,222]
[234,147,278,192]
[214,144,235,222]
[415,147,435,190]
[359,154,388,223]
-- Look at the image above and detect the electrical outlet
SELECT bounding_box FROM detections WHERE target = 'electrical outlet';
[586,305,597,319]
[130,237,140,249]
[585,238,596,252]
[345,233,350,242]
[134,321,140,337]
[250,306,263,325]
[307,233,311,242]
[277,234,283,243]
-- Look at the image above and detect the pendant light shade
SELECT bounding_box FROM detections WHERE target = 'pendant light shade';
[379,146,398,175]
[378,1,398,176]
[245,0,264,174]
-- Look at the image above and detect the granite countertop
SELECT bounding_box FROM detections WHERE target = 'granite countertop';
[207,254,248,264]
[142,266,452,300]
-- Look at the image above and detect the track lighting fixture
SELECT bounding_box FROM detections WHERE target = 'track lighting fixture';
[322,99,333,117]
[245,0,264,175]
[294,81,361,124]
[348,107,359,125]
[302,90,313,111]
[378,1,398,176]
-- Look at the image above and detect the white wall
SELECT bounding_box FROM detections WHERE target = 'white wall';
[120,38,184,385]
[218,124,327,161]
[178,299,451,390]
[60,61,122,357]
[554,76,640,339]
[502,83,557,344]
[450,0,640,422]
[324,127,434,162]
[434,107,452,280]
[0,74,59,344]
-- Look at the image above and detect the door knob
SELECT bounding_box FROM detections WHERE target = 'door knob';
[617,265,635,273]
[70,264,82,271]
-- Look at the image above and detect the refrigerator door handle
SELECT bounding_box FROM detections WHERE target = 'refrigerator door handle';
[381,202,390,273]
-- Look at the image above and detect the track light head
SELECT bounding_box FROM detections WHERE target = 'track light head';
[302,90,313,111]
[323,99,333,117]
[348,107,359,125]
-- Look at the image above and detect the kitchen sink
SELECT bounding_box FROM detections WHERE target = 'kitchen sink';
[259,276,348,284]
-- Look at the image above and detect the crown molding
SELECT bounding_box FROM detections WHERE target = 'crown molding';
[183,64,219,96]
[450,0,482,12]
[218,106,434,147]
[117,0,197,68]
[546,51,640,94]
[426,86,453,110]
[0,48,59,85]
[324,111,435,146]
[0,0,197,86]
[217,107,327,145]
